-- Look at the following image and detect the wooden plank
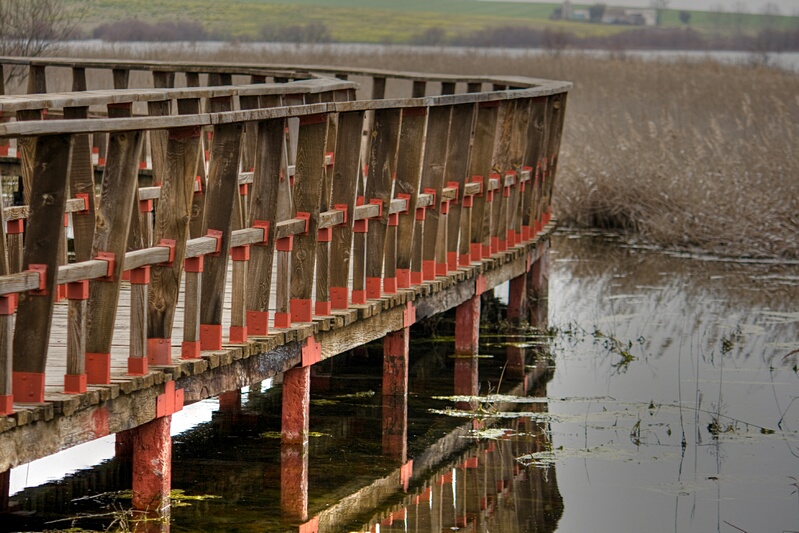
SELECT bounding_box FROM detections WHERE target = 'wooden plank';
[506,100,529,248]
[289,113,328,323]
[419,106,452,280]
[246,118,285,335]
[364,108,402,300]
[490,101,514,254]
[0,187,10,403]
[147,124,202,352]
[520,98,546,237]
[199,120,243,347]
[329,110,364,309]
[443,104,476,271]
[85,129,144,383]
[468,102,500,259]
[394,107,427,288]
[64,105,96,262]
[12,134,73,399]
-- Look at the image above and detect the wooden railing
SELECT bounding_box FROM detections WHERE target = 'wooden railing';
[0,57,569,414]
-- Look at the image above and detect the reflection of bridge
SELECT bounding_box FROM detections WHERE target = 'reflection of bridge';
[9,331,561,532]
[0,56,568,525]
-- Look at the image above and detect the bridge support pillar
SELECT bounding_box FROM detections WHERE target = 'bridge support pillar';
[383,328,409,460]
[455,294,481,355]
[507,274,527,322]
[131,415,172,514]
[282,366,310,445]
[218,390,241,412]
[526,250,549,328]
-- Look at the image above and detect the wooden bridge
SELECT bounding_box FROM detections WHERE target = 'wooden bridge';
[0,56,569,526]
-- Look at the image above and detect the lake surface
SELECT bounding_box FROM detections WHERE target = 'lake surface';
[4,231,798,532]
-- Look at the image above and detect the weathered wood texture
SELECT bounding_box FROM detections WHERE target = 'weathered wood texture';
[0,59,570,477]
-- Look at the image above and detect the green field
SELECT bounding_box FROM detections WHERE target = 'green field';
[69,0,798,43]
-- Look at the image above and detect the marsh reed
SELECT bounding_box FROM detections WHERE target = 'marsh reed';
[35,43,799,259]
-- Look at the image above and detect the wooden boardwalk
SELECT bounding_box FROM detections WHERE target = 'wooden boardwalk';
[0,57,569,509]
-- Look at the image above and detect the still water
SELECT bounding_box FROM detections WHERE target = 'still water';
[4,231,799,532]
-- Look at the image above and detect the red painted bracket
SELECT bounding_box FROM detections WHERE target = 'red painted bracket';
[95,251,115,281]
[184,256,204,273]
[156,380,184,418]
[296,211,311,234]
[239,183,249,196]
[403,301,416,328]
[139,199,153,213]
[388,213,399,227]
[6,219,23,235]
[231,245,250,261]
[317,227,332,242]
[27,264,47,295]
[67,280,89,300]
[276,235,294,252]
[353,219,368,233]
[333,204,348,224]
[130,266,151,285]
[193,175,204,195]
[75,193,90,214]
[440,200,450,215]
[415,206,426,221]
[253,219,270,245]
[157,238,177,266]
[0,294,17,315]
[325,151,335,166]
[302,335,322,367]
[476,274,487,295]
[460,456,479,469]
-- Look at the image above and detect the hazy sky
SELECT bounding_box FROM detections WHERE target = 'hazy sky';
[501,0,799,15]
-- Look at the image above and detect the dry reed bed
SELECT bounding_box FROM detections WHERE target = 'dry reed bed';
[36,44,799,259]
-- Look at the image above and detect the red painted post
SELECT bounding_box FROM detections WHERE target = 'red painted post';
[281,443,309,521]
[131,415,172,513]
[282,366,310,445]
[383,328,409,396]
[218,390,241,412]
[527,249,550,328]
[507,274,527,322]
[383,328,410,460]
[455,295,480,355]
[506,345,526,380]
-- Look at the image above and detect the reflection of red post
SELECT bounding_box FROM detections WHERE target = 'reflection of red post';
[506,345,526,380]
[455,295,480,355]
[218,390,241,412]
[281,443,309,522]
[527,249,549,328]
[507,274,526,322]
[383,328,409,460]
[454,357,479,410]
[283,367,310,445]
[131,416,172,513]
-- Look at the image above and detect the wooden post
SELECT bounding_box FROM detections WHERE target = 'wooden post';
[0,202,11,414]
[131,415,172,513]
[314,105,338,316]
[329,111,364,309]
[470,103,499,259]
[506,100,529,247]
[129,267,150,372]
[455,294,480,356]
[246,118,284,336]
[443,104,476,272]
[199,111,244,350]
[394,108,427,289]
[147,123,202,364]
[65,280,88,393]
[383,328,409,461]
[85,128,144,384]
[282,366,310,445]
[522,98,547,240]
[289,113,328,323]
[12,134,73,404]
[364,108,401,300]
[507,274,526,322]
[419,106,451,281]
[490,102,514,255]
